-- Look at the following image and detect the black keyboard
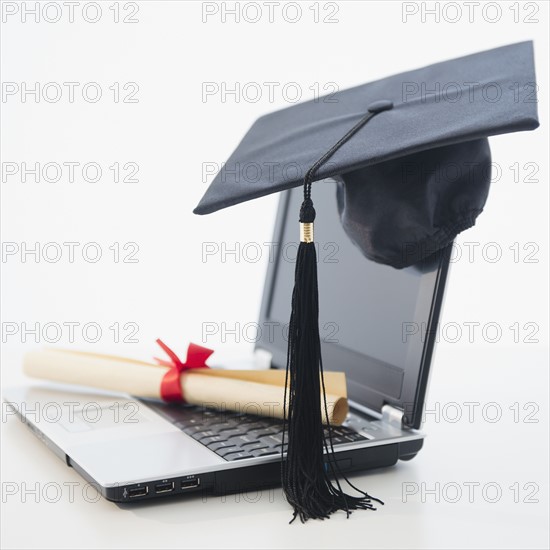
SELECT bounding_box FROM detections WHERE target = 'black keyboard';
[145,403,367,462]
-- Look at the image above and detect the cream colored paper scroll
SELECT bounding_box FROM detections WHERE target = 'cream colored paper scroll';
[23,348,349,425]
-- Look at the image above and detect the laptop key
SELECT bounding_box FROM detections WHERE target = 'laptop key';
[208,441,237,452]
[247,427,282,439]
[208,422,239,432]
[241,442,269,452]
[220,429,248,439]
[179,424,207,435]
[215,446,240,457]
[228,435,260,447]
[200,435,227,446]
[251,448,280,457]
[191,430,216,441]
[224,451,254,461]
[176,416,201,426]
[240,421,270,432]
[260,433,284,446]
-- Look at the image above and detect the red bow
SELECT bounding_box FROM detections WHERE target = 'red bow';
[155,339,213,402]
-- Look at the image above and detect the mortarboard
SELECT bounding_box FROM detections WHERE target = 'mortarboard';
[195,42,539,522]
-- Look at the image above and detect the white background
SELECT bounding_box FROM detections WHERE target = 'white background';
[1,1,548,549]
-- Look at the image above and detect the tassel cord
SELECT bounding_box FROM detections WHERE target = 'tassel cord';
[282,106,387,522]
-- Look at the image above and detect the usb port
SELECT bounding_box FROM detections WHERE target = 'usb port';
[155,481,175,494]
[128,486,148,498]
[180,479,200,490]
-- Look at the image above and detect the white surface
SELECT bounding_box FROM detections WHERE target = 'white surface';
[1,1,549,549]
[2,347,548,549]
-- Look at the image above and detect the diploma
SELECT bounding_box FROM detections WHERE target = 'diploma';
[23,345,349,425]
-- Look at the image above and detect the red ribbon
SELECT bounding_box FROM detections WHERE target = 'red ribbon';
[155,339,213,402]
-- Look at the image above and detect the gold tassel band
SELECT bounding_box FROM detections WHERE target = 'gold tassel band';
[300,222,314,243]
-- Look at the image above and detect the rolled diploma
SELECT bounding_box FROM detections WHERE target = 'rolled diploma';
[23,349,348,425]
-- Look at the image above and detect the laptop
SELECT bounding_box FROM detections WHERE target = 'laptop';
[3,180,451,502]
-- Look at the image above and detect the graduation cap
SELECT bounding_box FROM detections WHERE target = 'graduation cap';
[195,42,539,521]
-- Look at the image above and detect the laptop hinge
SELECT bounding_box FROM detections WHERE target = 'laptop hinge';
[381,404,405,429]
[254,348,273,370]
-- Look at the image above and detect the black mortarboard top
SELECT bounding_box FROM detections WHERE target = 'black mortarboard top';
[195,41,538,268]
[194,42,539,523]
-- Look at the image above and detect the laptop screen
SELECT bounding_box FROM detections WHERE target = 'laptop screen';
[258,180,451,427]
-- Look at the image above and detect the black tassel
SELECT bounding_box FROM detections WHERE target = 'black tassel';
[282,198,383,522]
[281,104,392,522]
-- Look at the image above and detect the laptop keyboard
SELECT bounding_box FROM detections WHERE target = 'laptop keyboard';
[146,403,368,461]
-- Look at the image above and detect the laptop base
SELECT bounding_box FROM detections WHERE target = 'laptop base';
[70,439,423,503]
